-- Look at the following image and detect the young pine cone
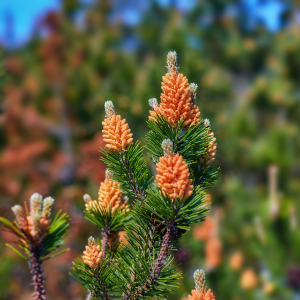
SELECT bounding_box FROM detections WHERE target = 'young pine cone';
[156,140,193,201]
[149,52,200,127]
[148,98,160,121]
[160,71,192,127]
[83,175,129,215]
[156,153,193,201]
[83,194,103,213]
[102,101,133,153]
[11,205,28,233]
[83,237,103,269]
[189,103,201,126]
[98,179,122,210]
[29,193,43,238]
[199,129,217,167]
[39,217,50,232]
[188,82,201,125]
[11,193,54,239]
[188,289,215,300]
[188,269,215,300]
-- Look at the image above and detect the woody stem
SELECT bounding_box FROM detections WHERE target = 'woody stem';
[29,245,46,300]
[123,226,176,300]
[101,229,111,260]
[150,227,172,280]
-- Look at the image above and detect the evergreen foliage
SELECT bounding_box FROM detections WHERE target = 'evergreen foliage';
[101,142,152,202]
[84,205,129,233]
[0,195,70,300]
[71,52,219,299]
[0,209,70,261]
[40,211,71,259]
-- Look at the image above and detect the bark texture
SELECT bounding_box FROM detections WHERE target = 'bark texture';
[30,247,46,300]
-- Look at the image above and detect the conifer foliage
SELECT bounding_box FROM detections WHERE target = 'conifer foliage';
[71,52,219,299]
[0,193,70,300]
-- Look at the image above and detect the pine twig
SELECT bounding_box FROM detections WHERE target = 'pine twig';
[101,229,111,260]
[123,226,176,300]
[151,227,173,280]
[29,246,46,300]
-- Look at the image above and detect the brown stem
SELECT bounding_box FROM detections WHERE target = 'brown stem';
[151,227,172,280]
[123,226,176,300]
[29,246,46,300]
[101,229,110,260]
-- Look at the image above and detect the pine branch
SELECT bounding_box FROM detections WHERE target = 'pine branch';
[118,152,148,203]
[122,226,177,300]
[1,196,70,299]
[71,257,117,299]
[30,245,46,300]
[146,116,211,167]
[77,52,220,300]
[101,143,152,203]
[101,229,111,260]
[150,226,173,280]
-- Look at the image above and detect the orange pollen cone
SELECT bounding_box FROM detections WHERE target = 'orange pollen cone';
[82,237,103,269]
[102,114,133,153]
[156,153,193,201]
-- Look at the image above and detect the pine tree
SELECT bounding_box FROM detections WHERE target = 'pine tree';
[71,51,219,299]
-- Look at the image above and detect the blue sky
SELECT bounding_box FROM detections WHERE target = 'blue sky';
[244,0,285,31]
[0,0,59,46]
[0,0,285,47]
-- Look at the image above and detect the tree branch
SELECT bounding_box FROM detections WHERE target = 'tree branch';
[29,245,46,300]
[101,228,111,260]
[150,227,172,280]
[119,154,147,203]
[123,226,176,300]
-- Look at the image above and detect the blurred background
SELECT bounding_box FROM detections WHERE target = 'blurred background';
[0,0,299,299]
